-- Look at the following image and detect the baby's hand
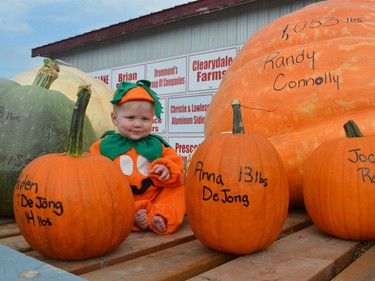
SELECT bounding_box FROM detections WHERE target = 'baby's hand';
[150,164,170,181]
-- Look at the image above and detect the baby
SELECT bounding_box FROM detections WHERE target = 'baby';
[90,80,185,234]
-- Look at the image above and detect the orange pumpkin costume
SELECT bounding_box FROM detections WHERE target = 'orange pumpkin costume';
[90,80,185,234]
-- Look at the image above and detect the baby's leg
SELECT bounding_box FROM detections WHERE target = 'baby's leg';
[151,216,167,233]
[135,209,148,230]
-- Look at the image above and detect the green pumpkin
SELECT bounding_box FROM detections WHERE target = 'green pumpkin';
[0,59,97,217]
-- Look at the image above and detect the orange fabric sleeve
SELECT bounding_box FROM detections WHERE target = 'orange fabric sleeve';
[148,146,184,188]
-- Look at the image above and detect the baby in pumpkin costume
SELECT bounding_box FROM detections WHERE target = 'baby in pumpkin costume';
[90,80,185,234]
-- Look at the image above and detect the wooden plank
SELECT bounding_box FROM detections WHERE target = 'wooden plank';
[279,207,312,237]
[331,245,375,281]
[26,217,195,275]
[81,239,237,281]
[188,226,361,281]
[27,208,309,277]
[0,222,20,239]
[0,234,32,253]
[79,208,312,281]
[0,245,85,281]
[0,208,309,280]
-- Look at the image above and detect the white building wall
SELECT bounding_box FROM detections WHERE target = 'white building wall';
[49,0,323,163]
[53,0,321,73]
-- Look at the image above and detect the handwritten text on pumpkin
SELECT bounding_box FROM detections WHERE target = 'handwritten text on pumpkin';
[347,148,375,183]
[14,173,64,227]
[192,161,268,207]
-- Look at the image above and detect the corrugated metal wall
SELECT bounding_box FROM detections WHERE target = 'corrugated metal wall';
[52,0,323,73]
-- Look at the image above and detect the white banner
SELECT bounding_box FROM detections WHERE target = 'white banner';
[111,64,145,89]
[167,94,212,133]
[168,136,204,165]
[188,47,237,92]
[146,56,187,95]
[152,99,167,134]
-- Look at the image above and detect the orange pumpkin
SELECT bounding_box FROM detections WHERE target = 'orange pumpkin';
[186,99,289,254]
[12,59,116,138]
[13,85,134,260]
[204,0,375,206]
[0,59,97,217]
[303,120,375,240]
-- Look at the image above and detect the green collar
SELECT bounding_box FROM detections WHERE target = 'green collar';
[99,130,170,161]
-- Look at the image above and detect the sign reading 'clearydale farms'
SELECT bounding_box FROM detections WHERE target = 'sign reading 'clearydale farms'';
[90,46,239,163]
[188,47,237,92]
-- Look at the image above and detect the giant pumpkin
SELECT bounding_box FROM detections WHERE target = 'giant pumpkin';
[13,85,134,260]
[0,60,97,217]
[12,59,116,138]
[186,99,288,254]
[204,0,375,206]
[303,120,375,240]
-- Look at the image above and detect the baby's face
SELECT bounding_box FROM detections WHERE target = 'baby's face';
[112,100,154,140]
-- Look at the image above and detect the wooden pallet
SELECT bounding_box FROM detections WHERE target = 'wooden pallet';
[1,208,374,281]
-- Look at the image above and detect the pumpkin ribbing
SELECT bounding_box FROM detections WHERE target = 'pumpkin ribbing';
[13,85,134,260]
[186,99,289,254]
[12,60,116,138]
[303,119,375,240]
[0,61,97,217]
[204,0,375,206]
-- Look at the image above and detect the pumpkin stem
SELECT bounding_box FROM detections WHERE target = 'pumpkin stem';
[343,119,364,138]
[232,99,244,134]
[66,85,92,157]
[32,58,59,89]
